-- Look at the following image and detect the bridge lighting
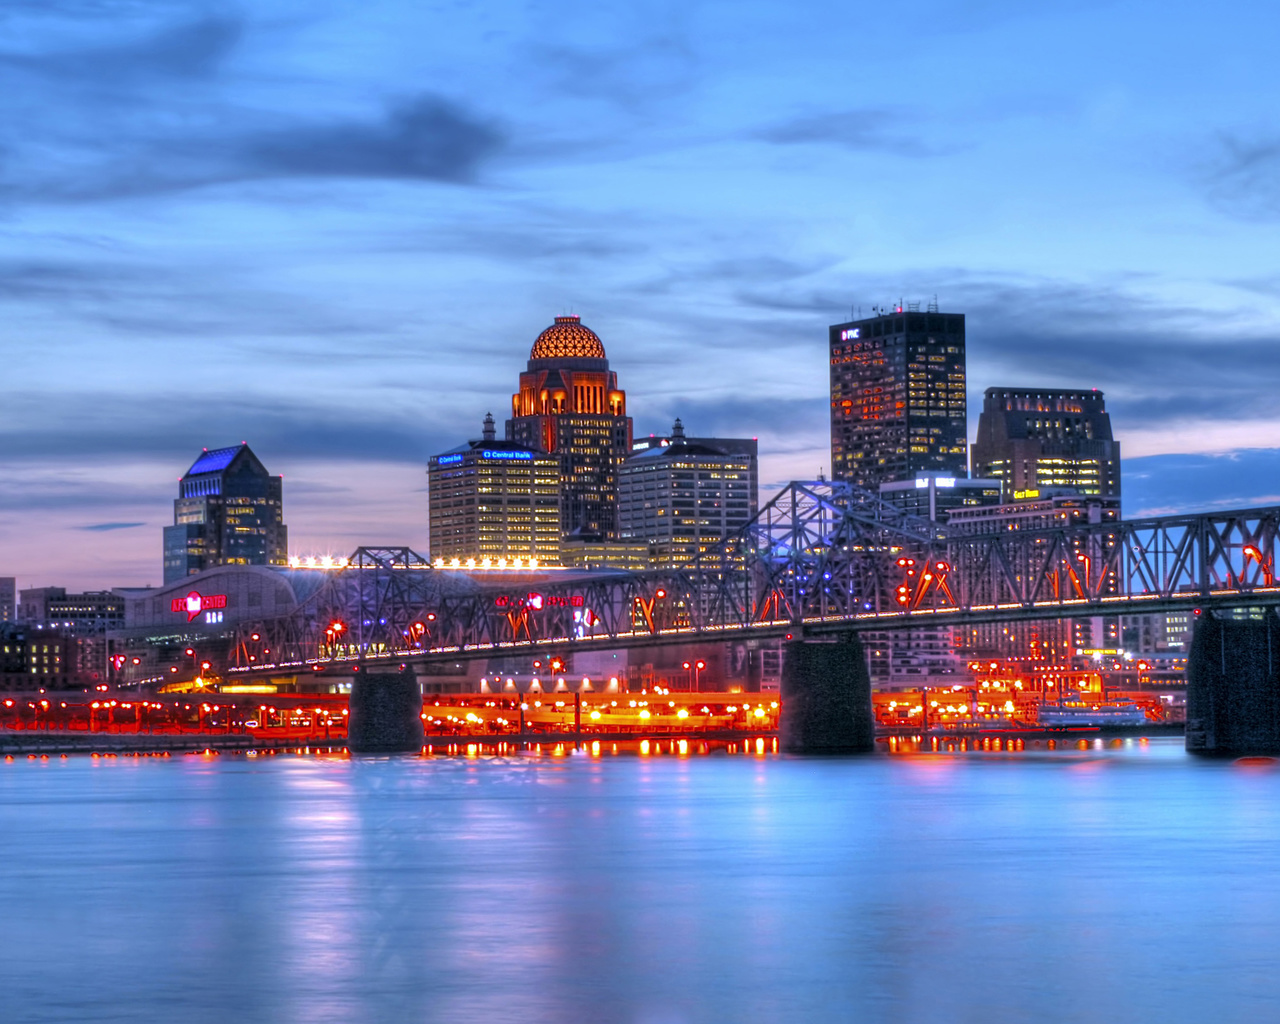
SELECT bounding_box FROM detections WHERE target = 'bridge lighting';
[250,634,260,642]
[185,648,195,657]
[330,621,345,634]
[655,589,666,599]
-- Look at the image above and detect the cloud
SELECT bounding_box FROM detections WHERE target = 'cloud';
[0,13,244,83]
[0,10,506,201]
[755,109,948,157]
[1123,448,1280,517]
[78,521,146,532]
[240,97,504,184]
[1201,132,1280,221]
[0,392,441,466]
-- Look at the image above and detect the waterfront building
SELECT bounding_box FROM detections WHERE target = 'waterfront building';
[18,587,124,632]
[428,414,562,565]
[949,494,1123,662]
[0,623,77,691]
[972,388,1121,502]
[162,444,287,585]
[619,419,759,567]
[0,577,13,622]
[507,315,633,539]
[868,475,1001,688]
[829,304,967,491]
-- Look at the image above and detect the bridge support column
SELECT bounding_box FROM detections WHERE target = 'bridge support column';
[780,636,875,754]
[1187,610,1280,756]
[348,668,424,754]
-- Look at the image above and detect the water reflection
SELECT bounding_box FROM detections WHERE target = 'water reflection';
[4,740,1280,1022]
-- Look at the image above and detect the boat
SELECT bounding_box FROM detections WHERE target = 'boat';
[1036,696,1150,728]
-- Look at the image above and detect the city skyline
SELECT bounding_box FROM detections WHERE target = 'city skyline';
[5,0,1280,589]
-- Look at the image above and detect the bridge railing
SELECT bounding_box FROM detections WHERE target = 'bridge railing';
[227,489,1280,671]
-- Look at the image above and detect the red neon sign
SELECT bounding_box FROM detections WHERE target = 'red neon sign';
[494,593,585,610]
[171,591,228,622]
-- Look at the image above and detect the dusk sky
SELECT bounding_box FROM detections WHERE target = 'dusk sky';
[4,0,1280,590]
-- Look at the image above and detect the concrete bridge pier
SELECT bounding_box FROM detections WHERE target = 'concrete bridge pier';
[779,635,876,754]
[1187,609,1280,756]
[348,666,424,754]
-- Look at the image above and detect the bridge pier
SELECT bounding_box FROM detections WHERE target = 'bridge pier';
[1187,609,1280,756]
[779,636,875,754]
[347,667,424,754]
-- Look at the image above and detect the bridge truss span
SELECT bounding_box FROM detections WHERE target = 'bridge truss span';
[229,485,1280,672]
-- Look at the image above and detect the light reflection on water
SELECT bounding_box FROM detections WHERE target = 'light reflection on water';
[4,739,1280,1022]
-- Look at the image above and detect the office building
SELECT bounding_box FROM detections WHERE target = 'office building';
[878,474,1002,523]
[18,587,124,632]
[829,305,967,491]
[0,578,13,622]
[972,388,1121,502]
[429,415,562,565]
[162,443,288,585]
[507,315,633,538]
[619,419,759,567]
[0,624,77,691]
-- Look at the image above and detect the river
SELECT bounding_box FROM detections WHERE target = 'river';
[3,738,1280,1023]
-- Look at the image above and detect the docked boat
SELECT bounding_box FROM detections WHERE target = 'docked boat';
[1037,697,1150,728]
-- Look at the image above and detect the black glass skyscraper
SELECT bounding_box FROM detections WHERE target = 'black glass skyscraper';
[829,307,967,491]
[162,444,287,584]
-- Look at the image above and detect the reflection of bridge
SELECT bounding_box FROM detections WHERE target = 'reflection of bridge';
[230,481,1280,676]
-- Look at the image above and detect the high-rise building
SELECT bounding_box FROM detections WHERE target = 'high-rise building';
[972,388,1121,502]
[428,414,562,565]
[507,315,632,539]
[162,443,287,585]
[619,419,759,567]
[0,578,14,622]
[829,306,967,490]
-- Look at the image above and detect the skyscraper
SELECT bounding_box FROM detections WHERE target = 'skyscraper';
[507,315,632,538]
[619,419,759,567]
[972,388,1120,502]
[428,414,562,565]
[0,578,13,623]
[162,443,287,584]
[829,306,967,490]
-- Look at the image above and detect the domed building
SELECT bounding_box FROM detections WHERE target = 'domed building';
[508,315,632,539]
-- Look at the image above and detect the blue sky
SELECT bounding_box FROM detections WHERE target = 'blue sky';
[3,0,1280,589]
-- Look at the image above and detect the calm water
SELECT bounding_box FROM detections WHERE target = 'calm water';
[4,740,1280,1023]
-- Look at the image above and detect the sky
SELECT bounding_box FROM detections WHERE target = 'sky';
[3,0,1280,590]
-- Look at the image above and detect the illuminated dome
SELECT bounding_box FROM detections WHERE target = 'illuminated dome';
[530,315,606,361]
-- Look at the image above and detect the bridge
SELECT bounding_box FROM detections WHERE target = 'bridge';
[230,480,1280,676]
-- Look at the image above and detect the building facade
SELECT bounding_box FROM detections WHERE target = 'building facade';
[949,495,1123,662]
[428,415,562,565]
[829,306,967,491]
[507,315,633,539]
[18,587,125,631]
[972,388,1121,502]
[162,444,288,585]
[878,474,1002,523]
[619,420,759,567]
[0,577,14,622]
[0,624,79,691]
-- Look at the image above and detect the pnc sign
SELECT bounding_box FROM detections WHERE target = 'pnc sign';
[172,590,228,622]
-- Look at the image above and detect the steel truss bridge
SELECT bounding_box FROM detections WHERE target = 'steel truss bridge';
[230,481,1280,676]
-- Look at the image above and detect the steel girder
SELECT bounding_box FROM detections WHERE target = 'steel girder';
[228,492,1280,673]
